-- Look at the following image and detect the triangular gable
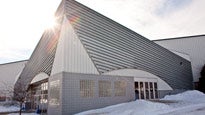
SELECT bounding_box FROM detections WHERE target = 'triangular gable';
[51,16,99,75]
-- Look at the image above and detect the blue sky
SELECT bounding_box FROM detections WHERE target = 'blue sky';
[156,0,193,16]
[0,0,204,64]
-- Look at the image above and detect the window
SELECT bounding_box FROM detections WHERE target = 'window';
[145,82,149,99]
[99,81,111,97]
[49,80,60,105]
[154,82,158,99]
[140,82,144,99]
[80,80,95,97]
[150,82,154,99]
[40,82,48,103]
[41,82,48,91]
[114,81,126,96]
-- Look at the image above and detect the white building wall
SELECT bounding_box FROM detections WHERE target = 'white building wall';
[51,16,99,76]
[154,35,205,82]
[103,69,173,90]
[0,60,27,98]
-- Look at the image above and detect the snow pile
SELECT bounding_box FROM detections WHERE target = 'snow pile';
[163,90,205,103]
[77,90,205,115]
[0,106,19,112]
[9,113,38,115]
[76,100,171,115]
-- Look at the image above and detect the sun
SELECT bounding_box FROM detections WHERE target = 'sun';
[44,16,58,29]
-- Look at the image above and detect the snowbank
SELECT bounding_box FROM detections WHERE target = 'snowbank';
[8,113,38,115]
[76,100,171,115]
[77,90,205,115]
[0,106,19,112]
[162,90,205,103]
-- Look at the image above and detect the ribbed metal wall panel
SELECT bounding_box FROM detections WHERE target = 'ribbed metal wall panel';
[15,0,193,90]
[0,61,27,94]
[154,35,205,82]
[65,0,193,89]
[15,30,59,89]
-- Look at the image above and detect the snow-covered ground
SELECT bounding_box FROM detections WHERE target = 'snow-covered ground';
[0,90,205,115]
[76,90,205,115]
[8,113,38,115]
[0,105,19,113]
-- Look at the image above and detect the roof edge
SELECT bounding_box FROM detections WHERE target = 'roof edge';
[153,34,205,42]
[0,60,28,66]
[66,0,150,42]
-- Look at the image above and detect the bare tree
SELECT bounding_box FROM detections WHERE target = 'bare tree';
[1,81,28,115]
[0,81,14,102]
[13,81,28,115]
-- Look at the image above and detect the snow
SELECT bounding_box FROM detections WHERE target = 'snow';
[8,113,38,115]
[0,106,19,113]
[76,90,205,115]
[1,90,205,115]
[163,90,205,102]
[0,103,38,115]
[76,100,171,115]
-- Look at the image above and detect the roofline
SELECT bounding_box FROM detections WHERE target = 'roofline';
[54,0,64,16]
[0,60,28,66]
[71,0,150,42]
[153,34,205,42]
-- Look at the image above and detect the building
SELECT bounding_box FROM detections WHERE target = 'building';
[0,0,194,114]
[154,35,205,88]
[0,60,27,101]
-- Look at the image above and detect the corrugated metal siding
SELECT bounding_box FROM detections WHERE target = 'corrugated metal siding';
[65,0,193,89]
[154,36,205,82]
[15,30,59,89]
[16,0,193,90]
[0,61,27,92]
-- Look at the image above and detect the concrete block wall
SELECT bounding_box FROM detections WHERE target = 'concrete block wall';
[48,72,135,115]
[48,73,63,115]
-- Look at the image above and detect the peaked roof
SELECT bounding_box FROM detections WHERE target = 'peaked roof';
[15,0,193,90]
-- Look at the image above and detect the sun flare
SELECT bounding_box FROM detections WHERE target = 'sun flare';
[44,16,58,29]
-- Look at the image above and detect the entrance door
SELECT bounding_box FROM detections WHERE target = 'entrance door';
[135,81,158,100]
